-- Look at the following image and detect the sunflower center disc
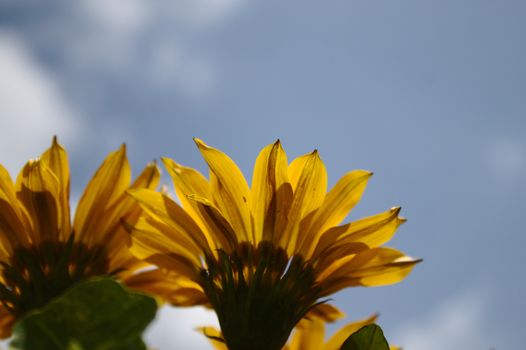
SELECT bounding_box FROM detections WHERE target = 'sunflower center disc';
[200,241,322,350]
[0,234,110,317]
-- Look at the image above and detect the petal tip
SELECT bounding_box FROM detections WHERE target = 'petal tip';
[50,135,66,152]
[193,137,207,149]
[147,159,161,172]
[403,257,423,265]
[391,206,402,214]
[160,156,173,168]
[413,258,423,265]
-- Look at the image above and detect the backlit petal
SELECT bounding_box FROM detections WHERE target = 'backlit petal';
[128,189,210,254]
[251,140,291,243]
[187,194,238,252]
[314,207,406,259]
[126,216,202,275]
[200,327,228,350]
[162,157,213,245]
[287,318,325,350]
[308,303,345,322]
[0,165,30,251]
[320,248,421,295]
[281,151,327,254]
[74,144,131,246]
[300,170,372,259]
[16,160,61,243]
[40,136,71,240]
[194,138,252,243]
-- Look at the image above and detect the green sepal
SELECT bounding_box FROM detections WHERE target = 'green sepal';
[10,277,157,350]
[340,324,390,350]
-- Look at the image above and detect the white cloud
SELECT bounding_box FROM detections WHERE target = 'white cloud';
[79,0,151,33]
[0,32,81,173]
[392,291,493,350]
[145,306,219,350]
[160,0,246,27]
[149,42,215,97]
[62,0,152,71]
[55,0,246,97]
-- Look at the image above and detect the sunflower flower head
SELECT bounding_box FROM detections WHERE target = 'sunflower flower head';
[128,138,420,350]
[0,137,160,337]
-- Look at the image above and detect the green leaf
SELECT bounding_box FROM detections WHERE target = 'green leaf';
[10,277,157,350]
[340,324,390,350]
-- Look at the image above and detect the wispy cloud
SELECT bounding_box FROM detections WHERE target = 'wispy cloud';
[392,290,494,350]
[0,31,81,173]
[145,306,219,350]
[15,0,247,98]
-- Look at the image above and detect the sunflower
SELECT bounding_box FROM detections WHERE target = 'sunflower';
[0,137,160,338]
[127,139,420,350]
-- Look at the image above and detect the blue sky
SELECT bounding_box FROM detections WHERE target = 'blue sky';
[1,1,525,349]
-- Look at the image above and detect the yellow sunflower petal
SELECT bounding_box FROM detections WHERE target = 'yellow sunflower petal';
[16,160,61,243]
[146,253,202,286]
[124,268,176,303]
[287,153,309,191]
[108,254,147,282]
[130,161,161,190]
[97,161,161,246]
[287,318,325,350]
[74,144,131,245]
[128,189,210,254]
[127,259,209,308]
[349,248,420,287]
[287,151,328,215]
[126,216,204,285]
[314,207,406,258]
[0,165,30,251]
[300,170,372,259]
[251,140,291,243]
[105,162,161,237]
[199,327,228,350]
[0,202,17,259]
[126,216,198,260]
[325,314,378,350]
[187,194,238,252]
[115,161,161,227]
[40,136,71,240]
[162,157,214,246]
[0,165,19,212]
[164,285,209,306]
[307,303,345,322]
[320,248,421,295]
[281,151,327,254]
[194,138,252,243]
